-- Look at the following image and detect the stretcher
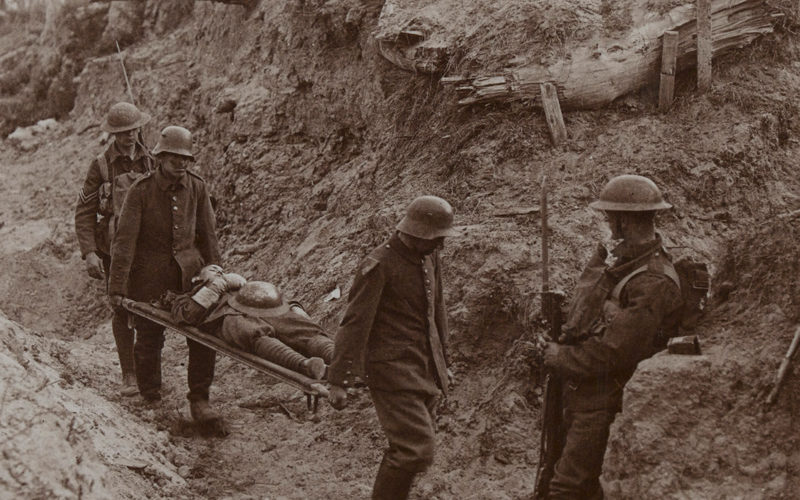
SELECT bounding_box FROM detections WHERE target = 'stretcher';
[121,299,329,412]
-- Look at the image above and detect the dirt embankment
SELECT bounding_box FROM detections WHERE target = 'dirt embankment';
[1,0,799,498]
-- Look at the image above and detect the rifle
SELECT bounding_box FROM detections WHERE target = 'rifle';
[533,175,565,500]
[115,40,136,105]
[115,40,148,150]
[765,324,800,405]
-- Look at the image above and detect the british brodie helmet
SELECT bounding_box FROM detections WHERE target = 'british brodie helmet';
[396,195,460,240]
[102,102,150,134]
[589,174,672,212]
[152,126,194,159]
[228,281,290,317]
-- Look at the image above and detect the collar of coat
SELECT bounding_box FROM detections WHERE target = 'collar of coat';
[388,232,426,264]
[607,233,667,277]
[154,166,189,191]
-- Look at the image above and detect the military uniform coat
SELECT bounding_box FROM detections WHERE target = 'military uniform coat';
[329,233,450,396]
[550,236,683,412]
[74,141,152,258]
[108,166,220,302]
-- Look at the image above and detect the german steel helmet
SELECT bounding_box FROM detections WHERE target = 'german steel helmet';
[102,102,150,133]
[589,175,672,212]
[396,195,460,239]
[228,281,290,317]
[152,126,194,159]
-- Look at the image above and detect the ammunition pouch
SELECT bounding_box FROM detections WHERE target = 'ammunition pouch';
[98,181,113,216]
[94,216,111,256]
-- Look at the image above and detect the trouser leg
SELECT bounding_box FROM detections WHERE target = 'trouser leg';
[254,336,307,373]
[548,408,616,500]
[111,309,136,377]
[102,253,135,378]
[371,455,416,500]
[306,335,335,363]
[370,388,438,473]
[133,317,165,400]
[187,338,216,402]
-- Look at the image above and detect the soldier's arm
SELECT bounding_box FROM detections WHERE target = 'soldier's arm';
[196,183,221,266]
[108,185,143,297]
[328,258,384,387]
[549,273,682,380]
[171,292,213,325]
[74,157,104,258]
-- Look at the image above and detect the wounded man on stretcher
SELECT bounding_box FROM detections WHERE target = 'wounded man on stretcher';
[164,265,335,380]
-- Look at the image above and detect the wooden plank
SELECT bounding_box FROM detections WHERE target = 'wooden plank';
[659,31,679,111]
[697,0,713,91]
[539,82,567,146]
[437,0,775,108]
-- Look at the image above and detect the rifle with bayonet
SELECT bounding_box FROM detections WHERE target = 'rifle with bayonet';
[533,176,565,500]
[114,40,148,151]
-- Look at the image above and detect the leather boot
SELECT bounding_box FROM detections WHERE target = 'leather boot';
[371,458,415,500]
[121,372,138,397]
[301,357,327,380]
[190,399,228,437]
[190,399,221,423]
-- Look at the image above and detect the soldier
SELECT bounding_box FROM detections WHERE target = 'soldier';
[542,175,684,499]
[168,266,334,380]
[108,126,222,427]
[328,195,459,500]
[74,101,153,397]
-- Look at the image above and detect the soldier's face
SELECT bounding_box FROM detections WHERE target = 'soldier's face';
[159,153,191,179]
[605,211,625,240]
[414,236,445,255]
[114,129,137,148]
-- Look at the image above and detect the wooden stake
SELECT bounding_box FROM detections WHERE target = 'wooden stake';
[697,0,712,92]
[659,31,679,111]
[539,82,567,146]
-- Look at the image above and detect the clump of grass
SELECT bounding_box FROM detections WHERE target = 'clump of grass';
[717,217,800,321]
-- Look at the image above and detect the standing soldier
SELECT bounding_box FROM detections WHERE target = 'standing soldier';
[108,126,222,427]
[74,101,152,397]
[541,175,684,499]
[328,195,459,500]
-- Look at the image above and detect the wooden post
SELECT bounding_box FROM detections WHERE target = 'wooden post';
[659,31,679,111]
[539,82,567,146]
[697,0,712,92]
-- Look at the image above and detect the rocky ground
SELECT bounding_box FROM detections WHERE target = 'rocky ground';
[1,1,799,499]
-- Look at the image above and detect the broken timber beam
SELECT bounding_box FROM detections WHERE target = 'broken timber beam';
[442,0,779,109]
[540,83,567,146]
[697,0,713,91]
[659,31,679,111]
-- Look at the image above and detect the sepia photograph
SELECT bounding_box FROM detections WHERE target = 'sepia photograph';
[0,0,798,498]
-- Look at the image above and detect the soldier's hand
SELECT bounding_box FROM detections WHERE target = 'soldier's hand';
[206,275,231,295]
[85,252,104,280]
[447,368,455,388]
[223,273,247,291]
[328,385,348,410]
[543,342,560,369]
[109,294,124,311]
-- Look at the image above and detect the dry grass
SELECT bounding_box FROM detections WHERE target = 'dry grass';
[717,217,800,321]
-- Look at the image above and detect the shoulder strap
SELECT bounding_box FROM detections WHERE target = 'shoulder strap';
[97,152,109,182]
[187,170,205,182]
[611,261,680,302]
